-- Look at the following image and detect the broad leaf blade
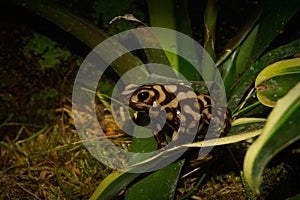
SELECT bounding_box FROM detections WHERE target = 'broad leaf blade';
[125,160,185,200]
[146,0,178,71]
[235,25,259,74]
[203,0,217,61]
[175,0,201,81]
[243,82,300,194]
[90,171,140,200]
[129,126,158,164]
[255,57,300,107]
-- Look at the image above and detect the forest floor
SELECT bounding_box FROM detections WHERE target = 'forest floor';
[0,4,300,200]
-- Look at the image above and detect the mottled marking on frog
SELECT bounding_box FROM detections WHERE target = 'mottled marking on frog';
[156,123,162,131]
[188,120,198,129]
[183,104,201,121]
[197,94,212,105]
[162,97,178,109]
[176,90,196,101]
[165,85,178,93]
[193,101,201,110]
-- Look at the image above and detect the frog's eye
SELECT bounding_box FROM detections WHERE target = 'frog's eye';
[137,91,149,101]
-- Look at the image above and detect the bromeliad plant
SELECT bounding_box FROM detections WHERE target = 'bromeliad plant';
[11,0,300,199]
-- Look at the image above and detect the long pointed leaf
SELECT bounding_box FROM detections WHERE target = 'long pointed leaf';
[243,82,300,194]
[203,0,217,61]
[146,0,178,70]
[216,5,262,67]
[175,0,201,81]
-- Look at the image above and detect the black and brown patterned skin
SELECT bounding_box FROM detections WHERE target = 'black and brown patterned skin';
[121,83,232,149]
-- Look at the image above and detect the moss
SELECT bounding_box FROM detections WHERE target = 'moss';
[23,32,71,69]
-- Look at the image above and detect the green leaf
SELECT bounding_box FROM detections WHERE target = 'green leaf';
[175,0,201,81]
[288,193,300,200]
[90,171,140,200]
[243,82,300,194]
[130,126,157,154]
[228,39,300,110]
[248,0,300,65]
[146,0,178,71]
[227,0,300,109]
[201,0,218,82]
[216,4,262,67]
[220,14,260,91]
[255,57,300,107]
[221,49,238,92]
[129,126,158,164]
[235,24,259,74]
[203,0,217,61]
[125,160,185,200]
